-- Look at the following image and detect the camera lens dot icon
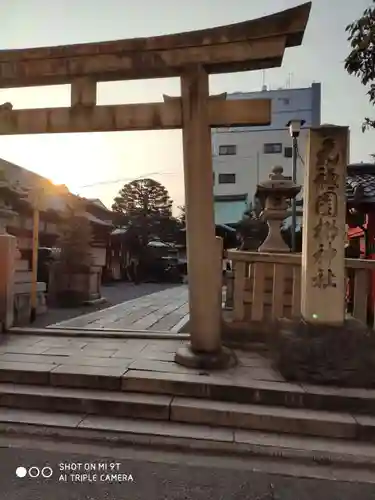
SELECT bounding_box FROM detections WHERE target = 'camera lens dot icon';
[16,467,27,478]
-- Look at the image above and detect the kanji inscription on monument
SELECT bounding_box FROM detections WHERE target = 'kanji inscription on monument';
[301,126,348,325]
[313,218,338,241]
[316,191,338,217]
[312,138,341,289]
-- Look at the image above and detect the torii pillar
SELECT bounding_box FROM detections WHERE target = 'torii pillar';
[175,66,235,369]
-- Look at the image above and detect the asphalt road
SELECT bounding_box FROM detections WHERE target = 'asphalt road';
[1,438,375,500]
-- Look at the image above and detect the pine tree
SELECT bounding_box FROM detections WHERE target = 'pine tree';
[112,178,173,237]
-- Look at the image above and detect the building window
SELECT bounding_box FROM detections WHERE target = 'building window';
[218,173,236,184]
[284,147,293,158]
[263,143,282,154]
[219,145,237,156]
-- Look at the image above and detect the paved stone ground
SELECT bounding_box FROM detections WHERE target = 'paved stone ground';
[4,333,375,401]
[32,282,179,329]
[48,285,189,332]
[0,334,282,382]
[2,442,375,499]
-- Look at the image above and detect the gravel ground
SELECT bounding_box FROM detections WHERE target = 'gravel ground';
[31,282,177,328]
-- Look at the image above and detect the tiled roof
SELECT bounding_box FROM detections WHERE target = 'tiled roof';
[346,163,375,204]
[0,157,113,225]
[295,163,375,206]
[0,157,73,212]
[85,211,112,226]
[283,163,375,230]
[87,198,112,212]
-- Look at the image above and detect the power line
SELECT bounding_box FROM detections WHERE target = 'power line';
[76,171,178,189]
[296,143,305,165]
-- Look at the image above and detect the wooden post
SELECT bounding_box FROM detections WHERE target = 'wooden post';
[30,207,40,322]
[175,65,235,369]
[29,184,47,322]
[301,126,348,325]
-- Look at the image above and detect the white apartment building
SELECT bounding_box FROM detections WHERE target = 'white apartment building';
[212,83,321,225]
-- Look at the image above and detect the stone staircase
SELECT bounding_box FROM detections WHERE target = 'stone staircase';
[0,381,373,441]
[0,361,375,467]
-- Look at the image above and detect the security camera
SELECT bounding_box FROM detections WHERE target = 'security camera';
[286,119,305,138]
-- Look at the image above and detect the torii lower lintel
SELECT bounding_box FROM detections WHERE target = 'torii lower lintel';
[0,98,271,135]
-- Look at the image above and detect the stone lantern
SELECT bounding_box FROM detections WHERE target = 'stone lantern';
[256,166,301,253]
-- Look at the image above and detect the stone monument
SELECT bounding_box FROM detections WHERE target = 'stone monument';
[301,126,348,325]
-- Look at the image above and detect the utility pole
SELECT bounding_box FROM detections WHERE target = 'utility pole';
[291,135,298,252]
[286,119,305,252]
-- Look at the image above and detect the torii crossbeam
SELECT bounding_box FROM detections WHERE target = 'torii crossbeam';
[0,2,310,87]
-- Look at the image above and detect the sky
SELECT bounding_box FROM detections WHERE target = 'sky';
[0,0,374,212]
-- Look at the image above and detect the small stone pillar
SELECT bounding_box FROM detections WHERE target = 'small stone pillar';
[0,202,18,331]
[301,126,348,325]
[257,166,301,253]
[0,174,29,329]
[0,233,17,330]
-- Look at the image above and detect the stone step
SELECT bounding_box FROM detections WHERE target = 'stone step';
[1,409,375,476]
[15,260,29,272]
[10,326,189,339]
[0,363,374,416]
[14,281,46,293]
[0,383,171,421]
[121,370,375,416]
[0,383,374,442]
[14,270,33,283]
[171,397,374,441]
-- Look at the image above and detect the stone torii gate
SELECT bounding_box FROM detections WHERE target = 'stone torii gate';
[0,2,311,368]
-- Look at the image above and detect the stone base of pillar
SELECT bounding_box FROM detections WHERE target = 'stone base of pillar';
[175,344,237,370]
[0,233,17,330]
